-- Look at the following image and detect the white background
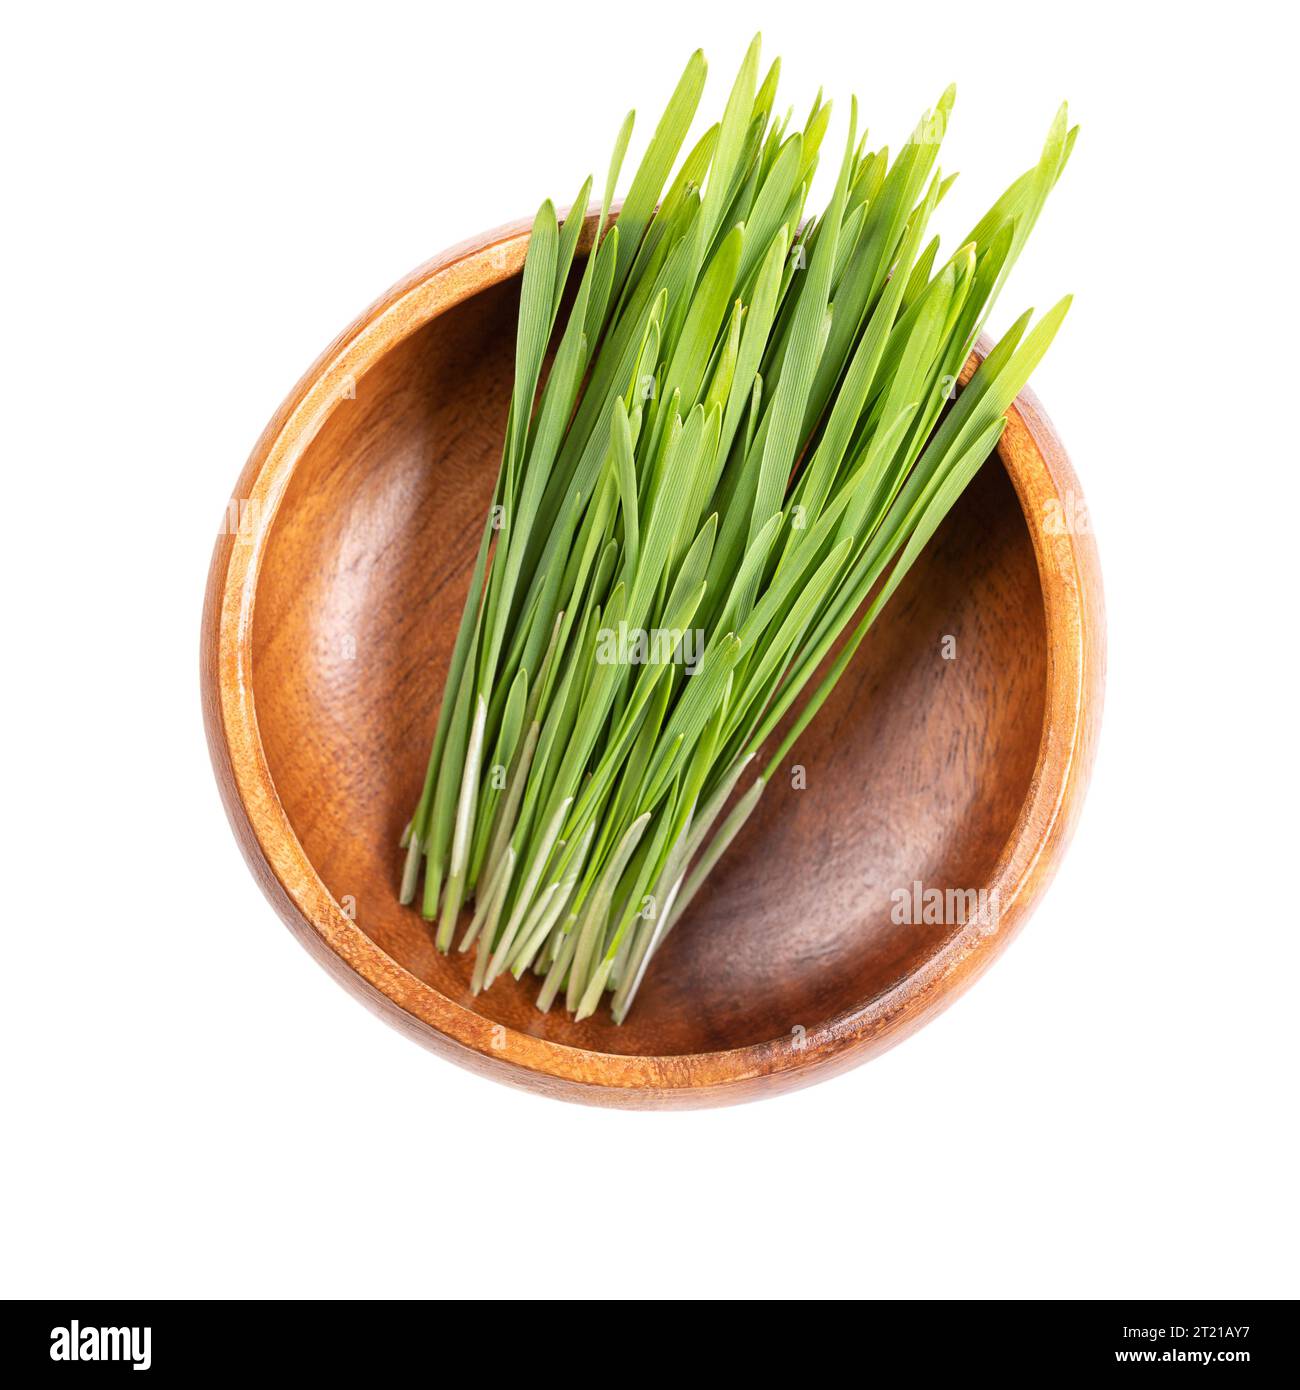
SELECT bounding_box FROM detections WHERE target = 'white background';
[3,1,1296,1300]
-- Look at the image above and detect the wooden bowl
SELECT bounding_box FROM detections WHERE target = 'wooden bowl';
[202,214,1104,1108]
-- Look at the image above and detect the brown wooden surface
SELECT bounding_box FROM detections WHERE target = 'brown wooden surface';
[201,213,1105,1108]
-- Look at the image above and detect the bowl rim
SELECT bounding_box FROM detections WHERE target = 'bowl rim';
[201,212,1105,1108]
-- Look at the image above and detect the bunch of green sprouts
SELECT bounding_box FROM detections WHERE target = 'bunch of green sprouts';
[399,35,1075,1022]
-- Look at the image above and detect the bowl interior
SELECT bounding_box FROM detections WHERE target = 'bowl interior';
[251,271,1047,1057]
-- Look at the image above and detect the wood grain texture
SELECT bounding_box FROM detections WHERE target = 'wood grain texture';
[201,213,1105,1108]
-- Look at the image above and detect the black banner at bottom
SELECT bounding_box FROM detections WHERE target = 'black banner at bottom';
[1,1298,1288,1376]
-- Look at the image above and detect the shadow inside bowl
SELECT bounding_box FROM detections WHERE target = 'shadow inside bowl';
[251,271,1047,1057]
